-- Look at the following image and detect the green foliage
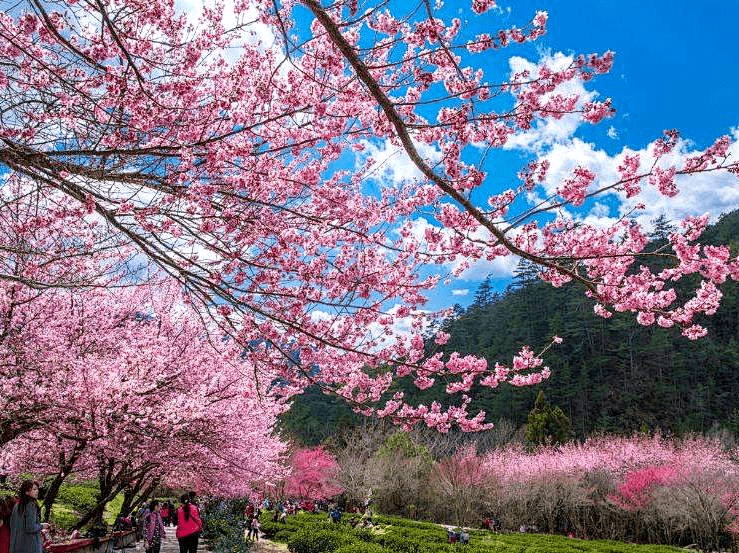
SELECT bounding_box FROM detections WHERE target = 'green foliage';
[372,534,428,553]
[258,510,324,542]
[277,384,362,446]
[202,517,232,540]
[274,529,293,542]
[334,543,390,553]
[377,432,430,462]
[48,481,107,530]
[258,520,282,539]
[201,500,252,553]
[259,508,686,553]
[286,527,349,553]
[209,528,252,553]
[524,391,574,445]
[103,492,125,525]
[371,515,440,530]
[49,503,78,530]
[56,482,98,514]
[352,528,375,542]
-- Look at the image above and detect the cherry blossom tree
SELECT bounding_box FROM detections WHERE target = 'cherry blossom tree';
[1,0,738,432]
[0,282,290,519]
[0,211,289,516]
[430,445,498,526]
[283,447,342,501]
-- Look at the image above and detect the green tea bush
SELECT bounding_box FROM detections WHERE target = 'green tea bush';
[373,534,425,553]
[351,528,375,542]
[201,499,252,553]
[334,543,391,553]
[286,527,350,553]
[201,517,232,539]
[372,515,439,530]
[49,506,79,531]
[209,529,252,553]
[258,521,282,539]
[274,529,293,542]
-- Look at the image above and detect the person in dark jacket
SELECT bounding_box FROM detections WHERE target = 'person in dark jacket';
[9,481,47,553]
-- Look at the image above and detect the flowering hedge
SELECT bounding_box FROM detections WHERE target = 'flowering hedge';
[468,434,739,549]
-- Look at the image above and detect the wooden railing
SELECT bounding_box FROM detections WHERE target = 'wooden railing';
[46,531,136,553]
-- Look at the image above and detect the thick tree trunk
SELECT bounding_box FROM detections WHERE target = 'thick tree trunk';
[117,473,158,520]
[73,458,120,530]
[42,439,87,522]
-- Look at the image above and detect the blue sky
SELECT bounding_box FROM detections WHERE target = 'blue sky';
[8,0,737,321]
[416,0,739,311]
[513,0,738,149]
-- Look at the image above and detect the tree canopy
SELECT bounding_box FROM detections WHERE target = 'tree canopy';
[1,0,739,444]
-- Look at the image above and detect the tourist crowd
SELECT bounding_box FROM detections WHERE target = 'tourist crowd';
[0,482,204,553]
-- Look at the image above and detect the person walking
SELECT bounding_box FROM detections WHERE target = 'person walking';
[249,516,260,541]
[0,496,17,553]
[160,503,170,527]
[244,515,253,541]
[175,494,202,553]
[9,481,48,553]
[144,500,166,553]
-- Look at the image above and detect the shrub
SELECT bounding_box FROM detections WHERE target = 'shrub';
[49,505,78,531]
[352,528,374,542]
[371,515,438,530]
[373,534,426,553]
[56,483,98,514]
[274,529,293,542]
[259,521,282,539]
[201,517,231,539]
[334,544,390,553]
[201,499,252,553]
[287,527,350,553]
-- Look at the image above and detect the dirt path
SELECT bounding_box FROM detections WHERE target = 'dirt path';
[125,531,287,553]
[249,538,288,553]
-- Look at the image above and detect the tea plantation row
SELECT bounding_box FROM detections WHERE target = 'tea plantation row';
[254,512,685,553]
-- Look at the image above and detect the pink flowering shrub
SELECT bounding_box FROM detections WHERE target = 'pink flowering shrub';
[420,434,739,547]
[609,464,679,510]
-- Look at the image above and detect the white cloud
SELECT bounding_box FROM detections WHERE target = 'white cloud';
[503,51,600,153]
[453,253,521,281]
[537,129,739,229]
[174,0,276,61]
[399,217,520,282]
[304,304,432,351]
[495,52,739,230]
[359,139,442,187]
[541,138,621,197]
[451,289,469,296]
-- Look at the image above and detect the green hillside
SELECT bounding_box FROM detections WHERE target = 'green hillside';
[279,211,739,443]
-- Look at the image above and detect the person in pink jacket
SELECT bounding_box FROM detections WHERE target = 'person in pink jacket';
[175,494,202,553]
[144,500,166,553]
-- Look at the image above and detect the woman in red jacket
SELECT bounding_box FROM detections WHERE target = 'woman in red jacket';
[175,494,202,553]
[0,496,16,553]
[159,504,170,527]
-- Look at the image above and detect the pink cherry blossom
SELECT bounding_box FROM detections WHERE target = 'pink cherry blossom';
[0,0,736,437]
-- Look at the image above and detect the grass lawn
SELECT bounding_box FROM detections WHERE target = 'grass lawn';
[48,482,125,531]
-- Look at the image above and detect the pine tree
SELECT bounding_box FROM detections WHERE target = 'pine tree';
[524,391,574,445]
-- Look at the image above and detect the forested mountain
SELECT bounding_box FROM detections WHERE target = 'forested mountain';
[279,211,739,444]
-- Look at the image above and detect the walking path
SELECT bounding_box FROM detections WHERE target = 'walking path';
[121,529,287,553]
[249,539,287,553]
